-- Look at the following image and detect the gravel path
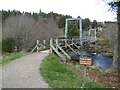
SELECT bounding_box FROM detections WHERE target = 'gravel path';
[2,50,49,88]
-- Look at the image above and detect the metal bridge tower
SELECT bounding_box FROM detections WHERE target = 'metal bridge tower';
[64,18,83,46]
[88,28,97,44]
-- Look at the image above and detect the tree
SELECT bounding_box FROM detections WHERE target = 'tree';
[2,38,15,53]
[117,1,120,70]
[0,11,2,22]
[104,0,120,69]
[57,15,72,28]
[82,18,91,30]
[92,20,97,28]
[68,21,79,37]
[109,1,120,69]
[32,12,38,20]
[3,15,61,51]
[3,15,37,51]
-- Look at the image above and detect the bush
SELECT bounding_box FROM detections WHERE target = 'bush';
[0,42,1,51]
[68,22,79,37]
[96,31,103,38]
[2,38,15,53]
[96,38,109,46]
[0,51,26,65]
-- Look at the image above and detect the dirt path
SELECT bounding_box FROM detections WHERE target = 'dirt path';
[2,50,49,88]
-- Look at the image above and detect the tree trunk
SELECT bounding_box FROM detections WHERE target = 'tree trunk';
[118,1,120,70]
[113,43,118,69]
[112,1,120,70]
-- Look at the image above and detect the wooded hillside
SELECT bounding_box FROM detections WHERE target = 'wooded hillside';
[1,10,98,52]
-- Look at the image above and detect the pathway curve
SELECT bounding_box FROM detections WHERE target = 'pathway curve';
[2,50,49,88]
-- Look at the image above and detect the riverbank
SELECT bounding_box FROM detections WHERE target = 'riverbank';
[40,54,104,88]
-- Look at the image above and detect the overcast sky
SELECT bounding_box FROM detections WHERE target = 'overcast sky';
[0,0,117,22]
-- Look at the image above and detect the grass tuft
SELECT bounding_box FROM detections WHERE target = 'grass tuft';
[0,51,26,65]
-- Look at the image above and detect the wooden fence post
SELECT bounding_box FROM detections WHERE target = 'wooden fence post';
[14,46,18,52]
[71,38,74,46]
[55,38,58,52]
[37,39,39,52]
[50,38,53,53]
[65,38,67,48]
[43,40,46,49]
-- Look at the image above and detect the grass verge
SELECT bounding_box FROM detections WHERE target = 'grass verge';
[0,51,26,65]
[40,54,104,88]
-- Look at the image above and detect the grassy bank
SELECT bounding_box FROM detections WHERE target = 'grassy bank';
[0,51,26,65]
[40,54,103,88]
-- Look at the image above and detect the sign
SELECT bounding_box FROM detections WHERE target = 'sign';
[79,57,92,66]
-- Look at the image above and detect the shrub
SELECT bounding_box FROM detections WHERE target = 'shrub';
[96,38,109,46]
[2,38,15,53]
[96,31,103,38]
[0,51,26,65]
[0,42,1,51]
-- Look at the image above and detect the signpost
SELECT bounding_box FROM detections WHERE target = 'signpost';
[79,57,92,66]
[79,57,92,87]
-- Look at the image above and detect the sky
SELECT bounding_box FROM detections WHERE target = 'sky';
[0,0,117,22]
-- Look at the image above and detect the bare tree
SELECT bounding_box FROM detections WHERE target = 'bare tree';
[3,15,37,51]
[2,15,61,51]
[0,22,2,55]
[34,16,61,39]
[0,22,2,40]
[100,0,119,70]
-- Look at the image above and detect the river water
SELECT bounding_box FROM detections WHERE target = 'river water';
[70,51,113,69]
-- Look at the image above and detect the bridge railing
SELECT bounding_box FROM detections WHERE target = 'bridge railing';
[31,36,95,53]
